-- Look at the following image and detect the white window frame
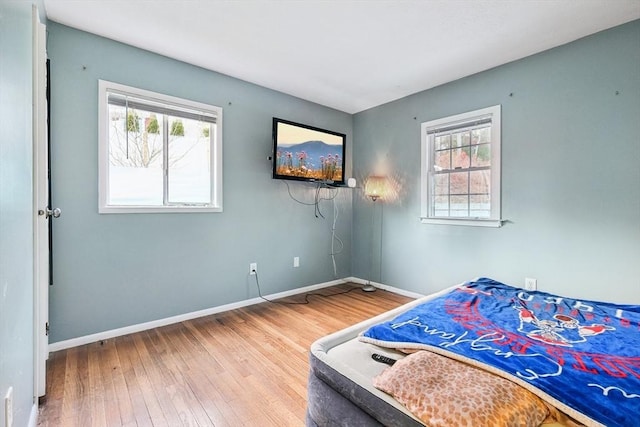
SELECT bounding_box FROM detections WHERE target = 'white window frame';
[420,105,502,227]
[98,80,223,213]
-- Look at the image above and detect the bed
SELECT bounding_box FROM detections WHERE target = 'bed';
[306,278,640,427]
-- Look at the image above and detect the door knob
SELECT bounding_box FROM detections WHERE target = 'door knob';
[38,207,61,219]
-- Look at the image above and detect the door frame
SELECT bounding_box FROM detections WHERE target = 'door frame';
[33,5,49,399]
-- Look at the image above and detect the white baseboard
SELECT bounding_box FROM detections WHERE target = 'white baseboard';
[49,278,346,352]
[345,277,425,299]
[48,277,422,352]
[29,403,38,427]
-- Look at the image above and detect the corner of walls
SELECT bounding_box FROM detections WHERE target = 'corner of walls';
[352,20,640,304]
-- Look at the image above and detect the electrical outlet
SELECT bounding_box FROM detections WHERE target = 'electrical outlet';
[5,387,13,427]
[249,263,257,275]
[293,257,299,268]
[525,277,537,291]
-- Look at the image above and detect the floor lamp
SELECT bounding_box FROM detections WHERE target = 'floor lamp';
[363,176,387,292]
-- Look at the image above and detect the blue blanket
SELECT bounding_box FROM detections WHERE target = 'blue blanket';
[360,278,640,426]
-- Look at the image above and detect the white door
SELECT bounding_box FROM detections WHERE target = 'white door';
[33,7,54,398]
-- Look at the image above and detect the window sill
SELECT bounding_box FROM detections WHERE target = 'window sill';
[420,217,503,228]
[99,205,223,214]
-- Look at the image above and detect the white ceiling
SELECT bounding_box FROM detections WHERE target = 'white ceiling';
[44,0,640,114]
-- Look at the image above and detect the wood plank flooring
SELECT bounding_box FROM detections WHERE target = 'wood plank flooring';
[38,284,413,427]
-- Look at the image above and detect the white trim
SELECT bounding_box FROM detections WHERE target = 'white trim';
[98,205,223,214]
[32,5,48,399]
[48,277,426,352]
[420,218,503,227]
[98,80,223,214]
[420,121,429,219]
[345,277,426,299]
[420,105,502,226]
[28,403,38,427]
[49,278,346,352]
[490,106,501,220]
[423,105,497,130]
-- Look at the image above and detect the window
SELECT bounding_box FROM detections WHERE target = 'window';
[420,105,501,227]
[98,80,222,213]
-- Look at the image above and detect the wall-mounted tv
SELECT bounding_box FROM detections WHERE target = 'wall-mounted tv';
[272,118,346,185]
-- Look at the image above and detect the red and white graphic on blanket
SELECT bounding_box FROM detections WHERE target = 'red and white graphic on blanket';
[515,305,615,347]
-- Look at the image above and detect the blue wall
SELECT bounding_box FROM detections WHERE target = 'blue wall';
[47,23,353,343]
[48,19,640,344]
[353,20,640,304]
[0,1,35,425]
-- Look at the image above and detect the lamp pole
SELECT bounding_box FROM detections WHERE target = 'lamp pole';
[363,197,377,292]
[363,175,387,292]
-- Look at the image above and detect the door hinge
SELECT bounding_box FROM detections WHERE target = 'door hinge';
[45,322,50,336]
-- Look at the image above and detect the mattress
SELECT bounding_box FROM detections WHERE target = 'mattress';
[307,289,451,426]
[306,278,640,426]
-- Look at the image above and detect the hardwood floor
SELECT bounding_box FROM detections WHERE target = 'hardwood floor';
[38,284,413,427]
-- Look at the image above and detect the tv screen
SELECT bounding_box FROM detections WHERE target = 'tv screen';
[272,118,346,184]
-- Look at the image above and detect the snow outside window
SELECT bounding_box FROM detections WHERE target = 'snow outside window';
[98,80,223,213]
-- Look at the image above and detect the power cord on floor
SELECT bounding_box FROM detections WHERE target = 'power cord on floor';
[252,270,359,305]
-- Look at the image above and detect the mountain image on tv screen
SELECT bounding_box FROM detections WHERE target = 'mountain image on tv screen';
[274,120,345,182]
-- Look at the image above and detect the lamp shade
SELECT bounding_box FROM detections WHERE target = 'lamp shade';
[364,176,387,201]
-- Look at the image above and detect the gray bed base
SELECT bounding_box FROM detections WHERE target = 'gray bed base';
[305,289,456,427]
[306,350,422,426]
